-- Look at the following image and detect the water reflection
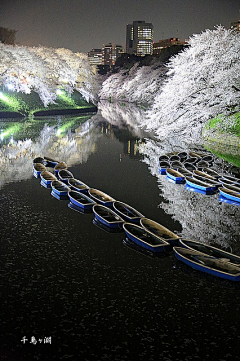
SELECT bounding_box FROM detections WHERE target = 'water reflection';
[138,138,240,248]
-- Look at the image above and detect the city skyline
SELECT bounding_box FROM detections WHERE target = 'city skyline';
[0,0,239,53]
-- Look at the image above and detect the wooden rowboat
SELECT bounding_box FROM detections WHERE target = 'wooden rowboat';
[185,176,218,193]
[159,161,171,175]
[219,187,240,203]
[68,190,96,210]
[58,169,74,184]
[113,201,144,223]
[44,156,59,167]
[140,217,180,246]
[54,162,67,175]
[179,239,240,268]
[68,178,89,194]
[123,223,171,253]
[33,163,46,178]
[166,168,185,183]
[93,204,124,229]
[89,188,115,207]
[40,171,57,185]
[173,247,240,281]
[51,180,70,196]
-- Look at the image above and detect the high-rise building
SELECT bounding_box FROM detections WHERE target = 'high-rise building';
[230,19,240,32]
[126,21,153,56]
[102,43,124,67]
[153,37,187,55]
[87,49,103,65]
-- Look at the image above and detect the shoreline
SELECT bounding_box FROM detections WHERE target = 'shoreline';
[0,106,98,119]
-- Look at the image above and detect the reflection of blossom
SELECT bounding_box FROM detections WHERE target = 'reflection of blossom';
[97,100,150,138]
[139,138,240,249]
[0,117,98,188]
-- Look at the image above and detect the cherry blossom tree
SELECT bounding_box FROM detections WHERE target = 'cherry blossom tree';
[0,43,99,106]
[144,26,240,139]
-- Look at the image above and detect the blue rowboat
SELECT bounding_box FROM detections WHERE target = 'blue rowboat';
[159,161,171,175]
[192,174,221,188]
[220,174,240,186]
[68,190,96,210]
[183,162,196,172]
[177,151,188,161]
[179,239,240,268]
[54,162,67,175]
[68,178,89,194]
[159,154,169,162]
[176,167,192,177]
[33,163,46,178]
[169,154,180,162]
[44,156,59,167]
[33,157,46,165]
[58,169,74,184]
[196,160,209,170]
[140,217,180,246]
[219,187,240,203]
[170,161,182,170]
[202,167,220,179]
[93,204,124,229]
[40,171,57,185]
[173,247,240,281]
[166,168,185,184]
[123,223,171,253]
[222,183,240,193]
[88,188,115,207]
[113,201,144,223]
[184,157,198,164]
[193,169,216,181]
[51,180,70,196]
[185,176,218,193]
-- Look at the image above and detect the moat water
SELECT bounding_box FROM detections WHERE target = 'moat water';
[1,105,240,361]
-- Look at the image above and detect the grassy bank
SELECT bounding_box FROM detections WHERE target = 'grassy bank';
[0,88,96,117]
[205,111,240,136]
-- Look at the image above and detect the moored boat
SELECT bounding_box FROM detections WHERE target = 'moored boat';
[220,174,240,186]
[177,151,188,161]
[93,204,124,229]
[176,167,192,177]
[196,160,209,170]
[40,171,57,185]
[140,217,180,246]
[173,247,240,281]
[54,162,67,175]
[166,168,185,183]
[169,154,180,162]
[159,161,171,175]
[33,156,46,165]
[159,154,169,162]
[192,174,221,188]
[44,156,59,167]
[193,169,216,181]
[179,239,240,267]
[89,188,115,207]
[183,162,197,171]
[219,187,240,203]
[51,180,70,196]
[202,168,220,179]
[113,201,144,223]
[184,157,198,164]
[68,178,89,193]
[170,161,182,169]
[185,176,218,193]
[222,183,240,193]
[58,169,74,184]
[123,223,171,253]
[68,190,96,210]
[33,163,46,178]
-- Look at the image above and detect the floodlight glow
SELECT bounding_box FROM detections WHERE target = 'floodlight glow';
[7,83,14,90]
[0,92,9,102]
[56,89,64,96]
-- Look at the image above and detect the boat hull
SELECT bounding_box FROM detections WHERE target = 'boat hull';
[93,205,124,229]
[68,190,96,210]
[123,223,171,253]
[89,188,115,207]
[219,187,240,203]
[166,168,185,184]
[113,201,144,223]
[51,180,70,196]
[174,247,240,281]
[140,217,180,246]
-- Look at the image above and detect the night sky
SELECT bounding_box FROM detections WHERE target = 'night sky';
[1,0,239,53]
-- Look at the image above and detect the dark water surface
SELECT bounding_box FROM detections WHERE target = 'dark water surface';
[1,112,240,361]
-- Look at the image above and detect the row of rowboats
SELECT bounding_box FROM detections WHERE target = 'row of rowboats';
[158,151,240,203]
[33,155,240,281]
